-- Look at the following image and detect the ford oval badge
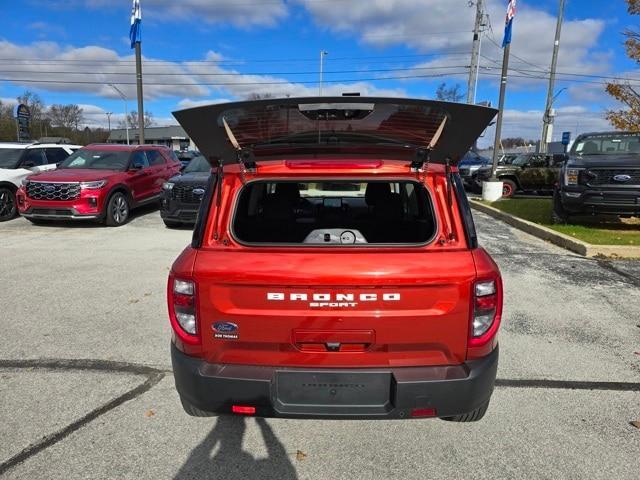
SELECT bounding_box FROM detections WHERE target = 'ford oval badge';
[213,322,238,333]
[193,188,205,195]
[613,174,632,183]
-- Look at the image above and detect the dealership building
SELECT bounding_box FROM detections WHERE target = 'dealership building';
[107,126,196,150]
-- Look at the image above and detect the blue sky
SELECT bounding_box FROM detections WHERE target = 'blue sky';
[1,0,637,144]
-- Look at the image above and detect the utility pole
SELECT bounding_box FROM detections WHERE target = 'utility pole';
[540,0,565,153]
[109,84,129,145]
[106,112,113,132]
[134,42,145,145]
[319,50,328,96]
[467,0,485,104]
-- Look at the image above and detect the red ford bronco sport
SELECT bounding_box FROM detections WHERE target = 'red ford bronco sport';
[168,97,502,422]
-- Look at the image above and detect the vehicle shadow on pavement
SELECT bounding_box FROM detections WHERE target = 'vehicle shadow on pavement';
[174,416,298,480]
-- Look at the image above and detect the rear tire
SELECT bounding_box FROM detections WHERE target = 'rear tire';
[442,400,490,423]
[501,179,517,198]
[0,186,17,222]
[105,192,130,227]
[180,397,218,417]
[163,219,182,229]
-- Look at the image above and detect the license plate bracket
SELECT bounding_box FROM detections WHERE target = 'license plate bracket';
[274,371,392,414]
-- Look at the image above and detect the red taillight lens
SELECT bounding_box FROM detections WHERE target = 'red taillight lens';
[232,405,256,415]
[168,276,199,344]
[410,407,437,418]
[472,280,498,338]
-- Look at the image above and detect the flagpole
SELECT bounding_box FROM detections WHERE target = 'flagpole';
[490,42,510,180]
[135,41,145,145]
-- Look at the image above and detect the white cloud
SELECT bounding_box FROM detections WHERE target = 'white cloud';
[48,0,289,27]
[478,106,611,147]
[0,41,408,106]
[296,0,610,89]
[0,41,208,100]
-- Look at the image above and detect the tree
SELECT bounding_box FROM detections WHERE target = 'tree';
[0,100,16,141]
[606,0,640,130]
[48,104,84,131]
[118,111,155,129]
[435,83,465,103]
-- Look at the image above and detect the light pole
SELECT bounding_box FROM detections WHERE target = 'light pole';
[319,50,328,96]
[106,112,113,132]
[540,0,566,153]
[108,84,130,145]
[541,87,567,149]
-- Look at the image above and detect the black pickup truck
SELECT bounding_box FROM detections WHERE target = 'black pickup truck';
[553,131,640,223]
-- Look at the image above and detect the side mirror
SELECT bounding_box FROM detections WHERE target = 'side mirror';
[129,162,144,171]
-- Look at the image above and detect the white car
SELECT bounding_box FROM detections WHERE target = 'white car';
[0,142,81,221]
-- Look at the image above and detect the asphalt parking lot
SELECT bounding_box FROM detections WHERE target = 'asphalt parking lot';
[1,208,639,479]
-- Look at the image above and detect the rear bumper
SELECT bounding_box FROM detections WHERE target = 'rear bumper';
[171,343,499,419]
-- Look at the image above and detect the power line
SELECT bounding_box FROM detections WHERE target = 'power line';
[0,71,471,87]
[0,51,472,66]
[0,65,470,76]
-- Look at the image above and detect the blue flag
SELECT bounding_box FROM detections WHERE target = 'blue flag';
[503,0,517,48]
[130,0,142,48]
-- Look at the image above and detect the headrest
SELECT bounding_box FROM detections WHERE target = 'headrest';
[365,183,391,206]
[274,183,300,202]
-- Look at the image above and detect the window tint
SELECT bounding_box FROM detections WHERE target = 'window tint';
[59,150,130,170]
[146,150,165,166]
[44,148,70,165]
[21,149,46,167]
[130,151,149,169]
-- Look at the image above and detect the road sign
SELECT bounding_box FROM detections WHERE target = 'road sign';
[14,104,31,142]
[561,131,571,145]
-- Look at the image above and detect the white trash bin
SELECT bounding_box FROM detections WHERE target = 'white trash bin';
[482,181,504,202]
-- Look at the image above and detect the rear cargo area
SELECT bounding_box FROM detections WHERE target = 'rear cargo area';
[233,180,436,244]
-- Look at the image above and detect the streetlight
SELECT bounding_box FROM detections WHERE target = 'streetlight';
[319,50,328,96]
[106,112,113,132]
[108,83,129,145]
[541,87,567,152]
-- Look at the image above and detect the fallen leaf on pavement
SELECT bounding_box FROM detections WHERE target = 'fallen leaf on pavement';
[145,409,156,418]
[631,421,640,429]
[296,450,307,461]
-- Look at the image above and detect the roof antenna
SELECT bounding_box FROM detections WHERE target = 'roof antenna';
[411,116,448,172]
[222,117,256,176]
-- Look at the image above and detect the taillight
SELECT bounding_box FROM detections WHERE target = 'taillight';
[168,276,200,345]
[472,280,498,338]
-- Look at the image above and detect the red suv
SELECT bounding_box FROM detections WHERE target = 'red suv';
[169,97,502,422]
[17,144,181,226]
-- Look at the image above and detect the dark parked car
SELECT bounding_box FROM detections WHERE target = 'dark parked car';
[160,155,213,228]
[458,151,491,189]
[553,131,640,223]
[175,150,200,170]
[474,153,568,197]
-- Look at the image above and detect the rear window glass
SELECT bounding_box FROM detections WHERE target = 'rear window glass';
[232,181,436,245]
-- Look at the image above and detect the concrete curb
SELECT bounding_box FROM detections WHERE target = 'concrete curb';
[469,200,640,259]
